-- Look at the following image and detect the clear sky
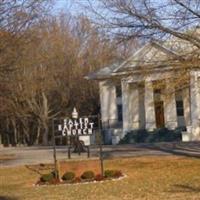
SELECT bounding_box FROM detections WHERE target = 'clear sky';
[52,0,72,13]
[52,0,85,15]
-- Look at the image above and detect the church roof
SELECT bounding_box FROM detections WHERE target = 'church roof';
[85,61,122,80]
[86,35,199,80]
[113,41,181,73]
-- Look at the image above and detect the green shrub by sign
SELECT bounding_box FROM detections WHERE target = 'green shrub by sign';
[40,173,54,182]
[81,171,95,180]
[104,170,122,178]
[62,172,75,181]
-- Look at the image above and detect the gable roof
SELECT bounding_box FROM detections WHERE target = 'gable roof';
[113,41,182,74]
[85,61,122,80]
[86,36,198,80]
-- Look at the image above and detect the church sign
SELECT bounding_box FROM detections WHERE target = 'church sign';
[52,108,104,179]
[58,118,95,137]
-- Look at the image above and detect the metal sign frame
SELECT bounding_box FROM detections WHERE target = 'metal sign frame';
[52,113,104,179]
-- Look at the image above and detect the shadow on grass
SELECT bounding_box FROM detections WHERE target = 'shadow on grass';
[25,165,43,176]
[0,196,18,200]
[25,164,54,176]
[168,184,200,193]
[100,142,200,159]
[143,142,200,159]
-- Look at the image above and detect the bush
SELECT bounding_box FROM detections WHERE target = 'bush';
[95,174,104,181]
[81,171,95,180]
[114,170,123,178]
[119,128,182,144]
[104,170,122,178]
[40,173,54,183]
[104,170,115,178]
[62,172,75,181]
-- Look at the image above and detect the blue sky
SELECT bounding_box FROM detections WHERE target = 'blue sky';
[53,0,85,15]
[52,0,101,17]
[53,0,72,13]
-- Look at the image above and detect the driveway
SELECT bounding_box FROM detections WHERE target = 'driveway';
[1,142,200,167]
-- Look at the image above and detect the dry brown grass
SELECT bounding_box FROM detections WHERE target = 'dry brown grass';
[0,154,16,161]
[1,156,200,200]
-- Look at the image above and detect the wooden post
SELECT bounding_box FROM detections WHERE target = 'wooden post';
[68,147,71,159]
[87,146,90,158]
[98,114,104,177]
[0,133,2,147]
[52,119,59,180]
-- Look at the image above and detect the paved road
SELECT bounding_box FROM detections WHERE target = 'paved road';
[1,142,200,167]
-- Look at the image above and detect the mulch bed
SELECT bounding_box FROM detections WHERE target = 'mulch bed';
[35,174,126,186]
[32,159,124,186]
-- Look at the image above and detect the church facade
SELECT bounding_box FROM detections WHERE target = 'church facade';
[86,40,200,144]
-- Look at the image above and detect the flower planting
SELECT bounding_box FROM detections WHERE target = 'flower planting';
[37,169,123,186]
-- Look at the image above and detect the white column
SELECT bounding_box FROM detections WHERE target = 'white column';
[164,79,177,129]
[129,83,140,129]
[99,80,118,128]
[183,87,191,127]
[121,80,130,134]
[139,85,146,129]
[145,81,156,131]
[122,81,140,134]
[190,71,200,139]
[0,134,2,147]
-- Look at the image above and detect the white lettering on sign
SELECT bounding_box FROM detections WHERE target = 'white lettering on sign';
[58,118,95,136]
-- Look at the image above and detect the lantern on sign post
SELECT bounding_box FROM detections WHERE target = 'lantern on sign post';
[72,107,78,119]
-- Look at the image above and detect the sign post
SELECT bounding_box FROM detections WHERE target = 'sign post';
[98,113,104,177]
[52,119,59,180]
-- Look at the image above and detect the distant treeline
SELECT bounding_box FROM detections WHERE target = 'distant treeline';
[0,1,135,146]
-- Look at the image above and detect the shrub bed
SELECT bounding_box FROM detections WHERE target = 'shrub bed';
[37,169,123,186]
[119,128,183,144]
[95,174,104,181]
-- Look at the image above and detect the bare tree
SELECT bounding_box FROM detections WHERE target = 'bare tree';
[80,0,200,92]
[82,0,200,47]
[0,0,53,145]
[0,13,125,146]
[0,0,52,33]
[0,0,52,75]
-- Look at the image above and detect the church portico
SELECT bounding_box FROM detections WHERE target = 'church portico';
[123,75,180,131]
[96,70,198,143]
[86,40,200,143]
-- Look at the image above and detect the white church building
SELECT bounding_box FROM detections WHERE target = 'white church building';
[86,39,200,144]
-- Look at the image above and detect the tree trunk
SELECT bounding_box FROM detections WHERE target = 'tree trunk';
[35,124,41,145]
[5,118,10,146]
[41,92,49,146]
[21,119,30,146]
[11,118,17,146]
[42,124,49,145]
[0,133,2,147]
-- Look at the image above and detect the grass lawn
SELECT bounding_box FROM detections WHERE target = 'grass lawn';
[0,154,16,162]
[1,156,200,200]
